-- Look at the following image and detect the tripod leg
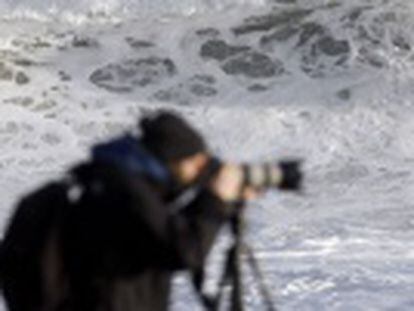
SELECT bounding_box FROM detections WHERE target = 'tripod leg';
[230,211,244,311]
[244,246,278,311]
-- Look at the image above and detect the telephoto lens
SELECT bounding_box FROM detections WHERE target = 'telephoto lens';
[242,160,302,191]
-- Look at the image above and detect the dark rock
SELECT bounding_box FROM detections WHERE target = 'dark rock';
[3,96,34,107]
[15,71,30,85]
[357,26,381,46]
[341,6,372,24]
[335,55,349,66]
[41,133,61,146]
[357,47,386,68]
[189,84,217,97]
[297,23,326,47]
[233,9,312,35]
[196,28,220,37]
[316,36,350,56]
[200,40,250,61]
[152,88,190,105]
[347,8,364,22]
[261,25,299,47]
[274,0,297,3]
[152,74,219,104]
[298,29,351,78]
[44,113,57,119]
[300,52,326,78]
[290,22,350,78]
[90,68,113,83]
[13,58,35,67]
[33,100,58,112]
[58,71,72,82]
[72,36,99,48]
[377,11,398,23]
[152,89,174,102]
[0,62,13,81]
[97,84,132,93]
[32,38,52,49]
[337,89,351,100]
[221,52,283,79]
[90,57,177,92]
[392,35,411,52]
[248,84,268,92]
[190,74,216,84]
[298,111,311,120]
[125,37,155,49]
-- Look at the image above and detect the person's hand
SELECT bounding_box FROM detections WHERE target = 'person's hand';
[210,164,262,203]
[241,186,261,201]
[210,163,243,202]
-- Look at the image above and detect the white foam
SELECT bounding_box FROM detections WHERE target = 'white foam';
[0,0,267,22]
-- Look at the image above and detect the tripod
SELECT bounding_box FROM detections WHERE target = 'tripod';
[196,202,278,311]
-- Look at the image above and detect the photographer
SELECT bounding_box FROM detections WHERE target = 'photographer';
[0,111,302,311]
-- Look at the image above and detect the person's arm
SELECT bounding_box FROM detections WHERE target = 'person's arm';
[169,163,256,269]
[170,189,231,269]
[128,163,254,269]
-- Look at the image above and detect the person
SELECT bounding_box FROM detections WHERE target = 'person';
[0,111,301,311]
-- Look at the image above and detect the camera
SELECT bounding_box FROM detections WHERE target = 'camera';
[241,160,302,191]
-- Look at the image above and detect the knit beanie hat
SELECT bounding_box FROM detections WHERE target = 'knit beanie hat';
[140,111,207,161]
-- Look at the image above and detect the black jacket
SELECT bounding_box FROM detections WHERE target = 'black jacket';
[0,161,230,311]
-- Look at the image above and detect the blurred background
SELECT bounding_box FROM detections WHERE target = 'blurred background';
[1,0,414,309]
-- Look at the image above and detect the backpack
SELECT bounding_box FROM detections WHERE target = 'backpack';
[0,182,69,310]
[91,134,170,184]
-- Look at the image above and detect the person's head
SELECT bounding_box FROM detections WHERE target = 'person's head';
[168,152,210,185]
[140,111,210,185]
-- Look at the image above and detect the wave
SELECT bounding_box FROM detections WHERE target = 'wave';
[1,0,414,167]
[0,0,268,21]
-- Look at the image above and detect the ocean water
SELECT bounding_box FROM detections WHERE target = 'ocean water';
[0,0,267,20]
[1,0,414,310]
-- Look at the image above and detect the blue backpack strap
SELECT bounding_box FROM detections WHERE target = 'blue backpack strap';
[92,134,170,184]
